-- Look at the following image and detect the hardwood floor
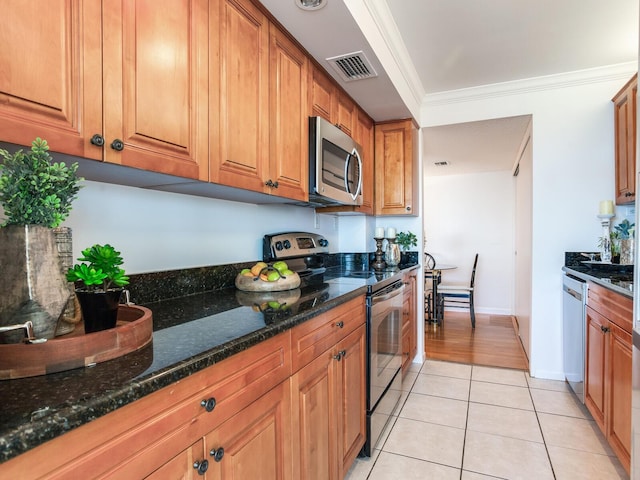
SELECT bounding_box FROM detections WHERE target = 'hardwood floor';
[425,311,529,370]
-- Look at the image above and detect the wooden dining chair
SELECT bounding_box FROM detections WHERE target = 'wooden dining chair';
[423,253,437,321]
[437,254,478,328]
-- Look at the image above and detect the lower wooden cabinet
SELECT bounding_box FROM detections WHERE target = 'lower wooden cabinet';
[291,324,366,480]
[402,269,418,376]
[585,282,632,474]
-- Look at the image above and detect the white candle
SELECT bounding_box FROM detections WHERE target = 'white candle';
[599,200,614,215]
[375,227,385,239]
[386,227,396,239]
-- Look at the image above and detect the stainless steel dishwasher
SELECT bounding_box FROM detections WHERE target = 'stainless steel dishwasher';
[562,273,588,403]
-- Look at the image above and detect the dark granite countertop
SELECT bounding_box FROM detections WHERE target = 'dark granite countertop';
[563,252,633,298]
[0,264,418,463]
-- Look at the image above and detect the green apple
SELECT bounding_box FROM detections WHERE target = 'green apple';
[266,271,281,282]
[282,269,295,276]
[267,301,281,309]
[272,261,288,273]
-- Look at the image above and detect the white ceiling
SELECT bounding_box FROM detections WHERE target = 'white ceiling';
[259,0,639,175]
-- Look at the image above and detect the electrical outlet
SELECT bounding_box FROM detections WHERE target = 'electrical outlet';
[314,211,320,229]
[628,206,636,217]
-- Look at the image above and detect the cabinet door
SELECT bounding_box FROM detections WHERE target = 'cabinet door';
[336,93,355,137]
[613,75,637,205]
[102,0,209,180]
[269,26,309,201]
[309,66,336,123]
[354,109,374,214]
[291,350,339,480]
[585,306,606,430]
[145,439,203,480]
[402,271,418,375]
[210,0,270,192]
[337,325,366,478]
[608,322,632,470]
[374,119,417,216]
[203,381,292,480]
[0,0,102,159]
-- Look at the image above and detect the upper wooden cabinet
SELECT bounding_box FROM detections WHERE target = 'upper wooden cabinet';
[613,74,637,205]
[374,119,419,216]
[309,66,336,123]
[210,0,308,201]
[103,0,209,180]
[0,0,102,160]
[0,0,209,180]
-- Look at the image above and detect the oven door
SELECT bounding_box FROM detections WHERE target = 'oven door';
[369,281,404,409]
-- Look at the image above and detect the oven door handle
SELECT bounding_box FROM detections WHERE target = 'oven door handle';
[372,285,404,304]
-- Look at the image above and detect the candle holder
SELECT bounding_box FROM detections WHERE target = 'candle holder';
[597,213,614,263]
[372,237,387,271]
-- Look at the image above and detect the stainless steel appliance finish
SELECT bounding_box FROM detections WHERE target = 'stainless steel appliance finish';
[308,116,363,207]
[263,232,329,276]
[362,279,404,456]
[562,273,588,402]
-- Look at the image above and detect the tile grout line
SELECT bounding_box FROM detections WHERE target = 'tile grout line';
[526,375,557,479]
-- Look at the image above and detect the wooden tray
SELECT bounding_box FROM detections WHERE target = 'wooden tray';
[0,305,153,380]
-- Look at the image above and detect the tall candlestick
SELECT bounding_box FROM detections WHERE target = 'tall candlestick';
[386,227,396,239]
[374,227,385,239]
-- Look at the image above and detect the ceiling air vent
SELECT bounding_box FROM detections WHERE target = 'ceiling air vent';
[326,51,378,82]
[434,161,450,167]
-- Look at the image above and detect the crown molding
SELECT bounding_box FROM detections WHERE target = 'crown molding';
[423,62,638,108]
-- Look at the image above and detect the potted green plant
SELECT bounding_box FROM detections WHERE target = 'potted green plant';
[0,138,83,340]
[67,244,130,333]
[395,231,418,265]
[614,219,635,265]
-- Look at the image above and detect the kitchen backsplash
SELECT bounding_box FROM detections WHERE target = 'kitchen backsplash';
[127,251,420,305]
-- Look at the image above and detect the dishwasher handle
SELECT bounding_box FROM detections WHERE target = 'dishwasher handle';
[563,284,583,302]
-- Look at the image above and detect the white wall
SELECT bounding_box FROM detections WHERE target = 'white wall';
[422,64,637,380]
[42,181,340,274]
[424,170,515,315]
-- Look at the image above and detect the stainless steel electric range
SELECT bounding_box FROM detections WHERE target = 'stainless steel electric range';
[263,232,404,457]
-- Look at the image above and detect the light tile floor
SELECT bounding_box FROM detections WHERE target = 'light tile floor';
[345,359,629,480]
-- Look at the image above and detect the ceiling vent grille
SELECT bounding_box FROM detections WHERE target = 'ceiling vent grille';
[434,161,450,167]
[326,51,378,82]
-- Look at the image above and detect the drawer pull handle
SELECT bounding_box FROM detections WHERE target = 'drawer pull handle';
[210,447,225,462]
[193,459,209,475]
[200,397,217,412]
[335,321,344,328]
[601,326,610,333]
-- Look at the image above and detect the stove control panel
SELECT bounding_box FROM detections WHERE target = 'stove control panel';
[263,232,329,262]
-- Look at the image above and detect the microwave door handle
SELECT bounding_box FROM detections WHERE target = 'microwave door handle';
[344,149,363,201]
[352,148,362,200]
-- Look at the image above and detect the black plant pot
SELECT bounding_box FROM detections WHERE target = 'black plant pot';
[76,289,123,334]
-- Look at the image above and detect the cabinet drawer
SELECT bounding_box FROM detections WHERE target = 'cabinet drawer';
[0,331,291,479]
[587,282,633,333]
[291,296,365,372]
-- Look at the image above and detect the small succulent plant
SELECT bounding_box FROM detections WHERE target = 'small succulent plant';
[67,244,129,292]
[613,219,635,240]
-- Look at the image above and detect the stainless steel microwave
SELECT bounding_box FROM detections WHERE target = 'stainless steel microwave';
[308,116,363,206]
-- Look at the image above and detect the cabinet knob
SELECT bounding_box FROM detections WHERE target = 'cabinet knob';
[333,352,343,361]
[90,134,104,147]
[193,460,209,475]
[265,179,279,188]
[600,325,610,333]
[335,321,344,328]
[110,139,125,151]
[339,349,346,358]
[210,447,225,462]
[406,206,411,211]
[200,397,217,412]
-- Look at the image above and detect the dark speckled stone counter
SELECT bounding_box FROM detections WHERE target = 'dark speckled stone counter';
[0,260,418,463]
[563,251,633,298]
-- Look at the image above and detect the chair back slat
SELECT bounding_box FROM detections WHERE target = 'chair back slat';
[469,253,479,288]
